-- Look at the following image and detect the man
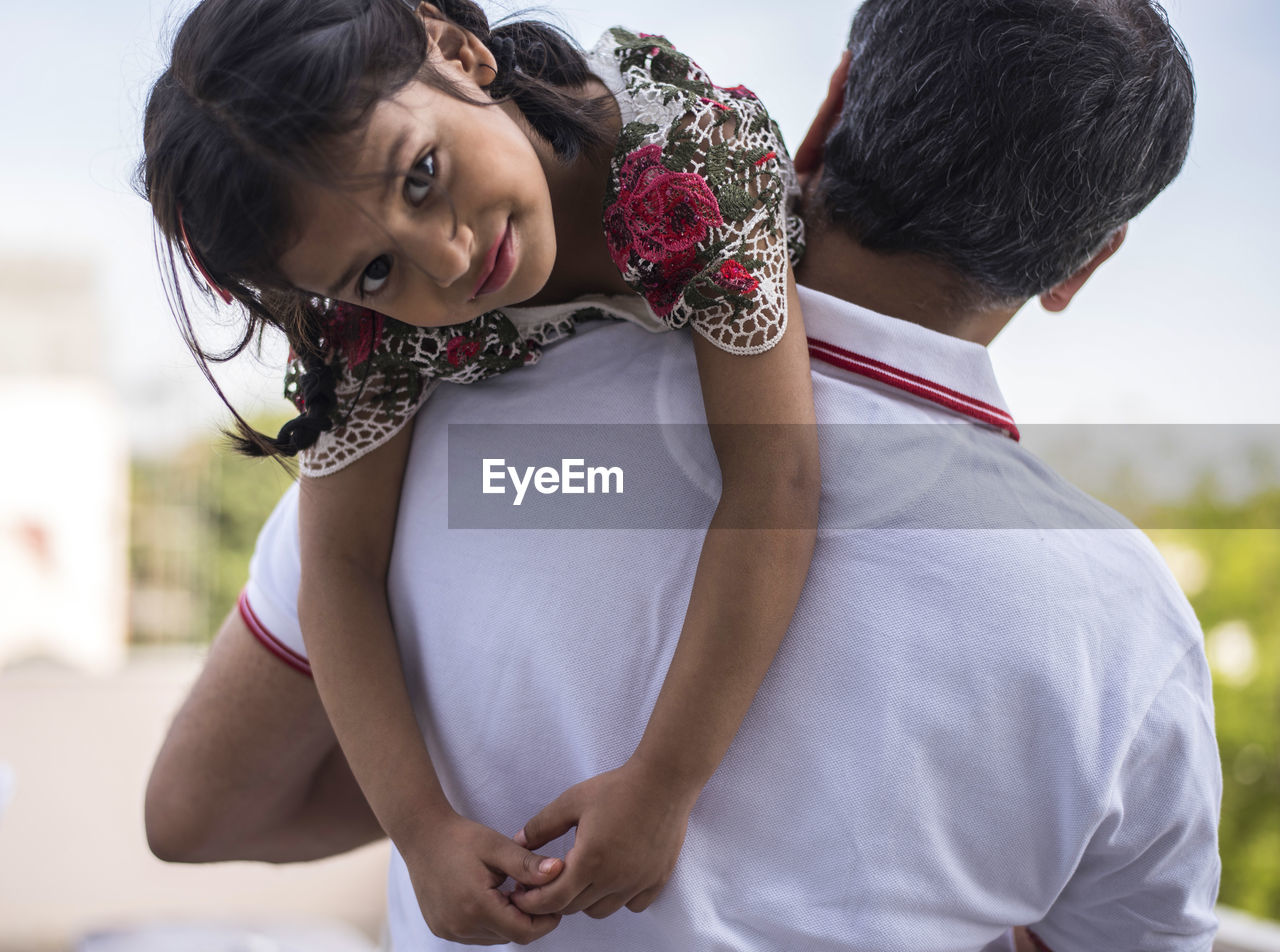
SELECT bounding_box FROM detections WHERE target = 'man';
[146,1,1219,949]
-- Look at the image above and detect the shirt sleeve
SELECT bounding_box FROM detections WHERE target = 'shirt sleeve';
[242,481,307,663]
[1030,644,1222,952]
[293,307,536,477]
[602,33,805,356]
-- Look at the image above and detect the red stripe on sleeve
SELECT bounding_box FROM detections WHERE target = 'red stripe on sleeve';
[238,590,313,678]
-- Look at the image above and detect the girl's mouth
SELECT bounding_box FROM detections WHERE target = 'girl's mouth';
[471,220,516,300]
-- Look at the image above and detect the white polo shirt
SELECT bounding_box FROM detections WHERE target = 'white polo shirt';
[245,286,1221,952]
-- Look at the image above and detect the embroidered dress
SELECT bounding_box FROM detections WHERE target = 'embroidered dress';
[292,27,805,477]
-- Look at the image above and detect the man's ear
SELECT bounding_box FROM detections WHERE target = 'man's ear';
[793,49,852,182]
[1039,224,1128,313]
[414,2,497,86]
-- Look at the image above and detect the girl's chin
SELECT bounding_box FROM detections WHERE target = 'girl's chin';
[511,261,558,308]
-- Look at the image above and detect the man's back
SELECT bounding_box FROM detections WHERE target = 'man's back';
[247,290,1220,950]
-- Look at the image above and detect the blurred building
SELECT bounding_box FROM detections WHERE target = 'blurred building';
[0,256,129,672]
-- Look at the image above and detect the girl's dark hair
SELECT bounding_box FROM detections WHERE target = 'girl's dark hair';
[134,0,611,460]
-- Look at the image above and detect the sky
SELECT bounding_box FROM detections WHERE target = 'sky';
[1,0,1277,455]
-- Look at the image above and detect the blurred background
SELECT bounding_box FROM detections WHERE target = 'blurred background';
[0,0,1277,949]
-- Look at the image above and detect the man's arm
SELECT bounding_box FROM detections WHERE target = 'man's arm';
[145,604,384,864]
[1028,644,1221,951]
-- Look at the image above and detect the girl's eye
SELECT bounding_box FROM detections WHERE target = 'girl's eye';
[405,151,437,205]
[355,152,435,299]
[358,255,392,298]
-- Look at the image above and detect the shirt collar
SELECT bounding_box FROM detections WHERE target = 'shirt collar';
[799,285,1020,441]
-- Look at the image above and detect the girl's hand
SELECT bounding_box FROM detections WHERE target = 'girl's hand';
[509,760,699,919]
[399,809,566,945]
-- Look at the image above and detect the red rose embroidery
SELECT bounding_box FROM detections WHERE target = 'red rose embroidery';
[606,145,724,273]
[716,260,759,296]
[604,201,636,273]
[642,247,701,318]
[327,304,385,368]
[615,145,663,201]
[446,335,483,367]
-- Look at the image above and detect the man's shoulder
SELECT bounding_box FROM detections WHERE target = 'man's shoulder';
[937,429,1202,650]
[996,439,1202,647]
[806,407,1207,734]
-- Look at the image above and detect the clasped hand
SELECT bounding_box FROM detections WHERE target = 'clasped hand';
[399,809,565,946]
[400,760,696,944]
[510,759,698,920]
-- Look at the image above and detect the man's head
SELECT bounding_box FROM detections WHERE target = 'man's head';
[807,0,1194,309]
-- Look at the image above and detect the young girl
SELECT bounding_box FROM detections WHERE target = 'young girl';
[141,0,818,937]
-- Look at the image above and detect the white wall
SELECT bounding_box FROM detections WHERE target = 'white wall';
[0,380,129,673]
[0,653,389,950]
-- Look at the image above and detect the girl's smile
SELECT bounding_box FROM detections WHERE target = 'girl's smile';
[471,220,517,301]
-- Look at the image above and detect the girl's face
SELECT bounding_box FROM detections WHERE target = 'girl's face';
[278,47,558,328]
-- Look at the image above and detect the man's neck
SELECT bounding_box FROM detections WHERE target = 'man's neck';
[794,218,1023,347]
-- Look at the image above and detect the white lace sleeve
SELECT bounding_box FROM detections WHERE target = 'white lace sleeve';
[288,305,617,477]
[597,29,806,356]
[291,309,535,478]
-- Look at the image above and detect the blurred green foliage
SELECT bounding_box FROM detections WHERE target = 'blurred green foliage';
[1149,488,1280,920]
[129,420,294,644]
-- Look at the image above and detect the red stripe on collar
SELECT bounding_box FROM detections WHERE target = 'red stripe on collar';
[807,337,1020,442]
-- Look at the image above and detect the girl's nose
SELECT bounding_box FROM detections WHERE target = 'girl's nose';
[398,213,472,290]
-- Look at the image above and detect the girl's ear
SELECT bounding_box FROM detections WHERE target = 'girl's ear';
[414,3,498,86]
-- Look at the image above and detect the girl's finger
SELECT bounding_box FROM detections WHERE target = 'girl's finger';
[517,791,580,851]
[584,894,628,920]
[481,888,562,945]
[626,885,663,913]
[561,883,609,916]
[487,835,565,888]
[510,862,592,916]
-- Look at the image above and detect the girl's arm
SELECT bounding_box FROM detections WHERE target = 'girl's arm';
[514,267,820,917]
[633,266,819,789]
[298,429,565,944]
[297,428,446,840]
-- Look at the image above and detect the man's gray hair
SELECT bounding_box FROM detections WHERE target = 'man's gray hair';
[818,0,1195,304]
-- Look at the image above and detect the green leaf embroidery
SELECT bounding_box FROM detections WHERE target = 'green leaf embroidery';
[618,121,660,158]
[703,143,733,188]
[664,137,699,173]
[716,184,757,223]
[683,284,718,312]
